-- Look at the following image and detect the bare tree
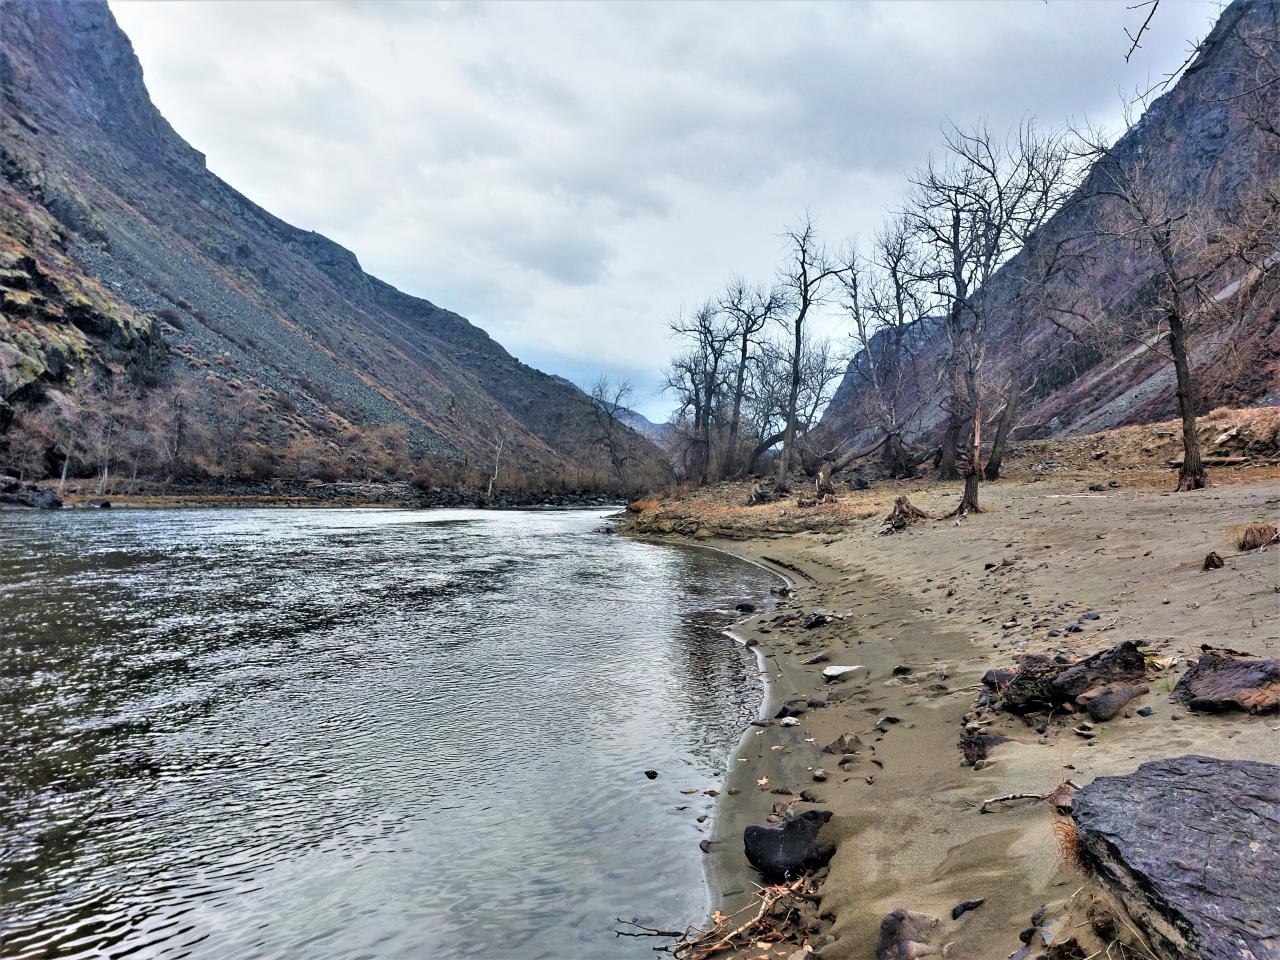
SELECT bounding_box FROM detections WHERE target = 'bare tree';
[718,278,784,477]
[984,223,1091,481]
[589,375,637,488]
[1065,114,1278,490]
[486,433,505,500]
[839,216,933,477]
[775,214,848,485]
[907,120,1076,513]
[666,301,731,483]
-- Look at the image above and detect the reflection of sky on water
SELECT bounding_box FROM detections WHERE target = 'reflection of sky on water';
[0,508,776,959]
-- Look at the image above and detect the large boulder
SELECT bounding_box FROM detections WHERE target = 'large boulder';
[1172,646,1280,714]
[743,809,832,881]
[32,489,62,509]
[1072,755,1280,960]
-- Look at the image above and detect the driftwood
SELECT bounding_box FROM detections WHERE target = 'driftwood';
[619,876,815,959]
[978,779,1080,814]
[883,495,935,533]
[1167,455,1250,467]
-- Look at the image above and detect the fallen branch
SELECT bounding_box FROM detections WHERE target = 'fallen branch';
[614,919,687,940]
[978,779,1082,814]
[638,876,816,960]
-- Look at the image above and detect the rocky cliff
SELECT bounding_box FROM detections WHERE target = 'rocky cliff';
[0,0,655,483]
[820,0,1280,449]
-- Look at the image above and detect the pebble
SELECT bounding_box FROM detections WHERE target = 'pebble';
[643,770,658,780]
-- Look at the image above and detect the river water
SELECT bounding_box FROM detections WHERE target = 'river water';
[0,508,776,960]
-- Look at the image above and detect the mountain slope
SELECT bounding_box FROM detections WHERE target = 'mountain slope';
[0,0,655,484]
[820,0,1280,449]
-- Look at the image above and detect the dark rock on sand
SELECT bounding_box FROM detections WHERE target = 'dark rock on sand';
[951,898,985,920]
[1073,755,1280,960]
[1171,646,1280,714]
[1051,641,1146,702]
[875,909,941,960]
[643,770,658,780]
[981,667,1017,690]
[1077,682,1149,722]
[822,732,863,756]
[743,810,833,881]
[1000,654,1067,713]
[962,732,1010,765]
[1002,642,1147,716]
[803,613,830,629]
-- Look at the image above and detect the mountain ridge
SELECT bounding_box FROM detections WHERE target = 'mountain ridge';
[0,0,657,487]
[819,0,1279,452]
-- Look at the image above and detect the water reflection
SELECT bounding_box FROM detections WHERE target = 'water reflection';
[0,508,775,960]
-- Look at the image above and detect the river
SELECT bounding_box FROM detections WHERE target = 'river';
[0,507,776,960]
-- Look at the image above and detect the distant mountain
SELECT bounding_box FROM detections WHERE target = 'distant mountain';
[616,407,673,443]
[820,0,1279,446]
[0,0,658,484]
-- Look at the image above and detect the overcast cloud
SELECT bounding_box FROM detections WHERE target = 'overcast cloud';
[110,0,1222,420]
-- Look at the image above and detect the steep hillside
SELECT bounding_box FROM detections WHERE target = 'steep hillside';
[821,0,1280,449]
[0,0,656,484]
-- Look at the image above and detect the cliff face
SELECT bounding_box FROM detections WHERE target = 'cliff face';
[821,0,1280,448]
[0,0,654,477]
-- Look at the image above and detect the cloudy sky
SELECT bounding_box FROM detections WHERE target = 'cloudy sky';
[110,0,1222,420]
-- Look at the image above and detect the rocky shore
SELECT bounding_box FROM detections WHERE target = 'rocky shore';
[0,475,623,510]
[620,470,1279,959]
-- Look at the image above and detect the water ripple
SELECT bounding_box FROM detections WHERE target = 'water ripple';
[0,508,774,959]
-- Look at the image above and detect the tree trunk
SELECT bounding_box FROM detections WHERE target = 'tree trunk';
[725,337,750,478]
[830,434,887,473]
[1169,312,1207,491]
[882,430,914,479]
[939,410,962,480]
[985,365,1021,481]
[958,368,983,515]
[58,446,70,493]
[746,431,785,475]
[778,350,802,483]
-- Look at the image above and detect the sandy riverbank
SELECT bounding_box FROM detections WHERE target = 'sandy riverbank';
[625,470,1279,959]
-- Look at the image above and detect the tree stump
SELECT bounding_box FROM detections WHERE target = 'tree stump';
[883,495,934,533]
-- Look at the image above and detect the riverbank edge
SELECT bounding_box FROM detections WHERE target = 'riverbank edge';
[616,474,1280,959]
[618,530,825,923]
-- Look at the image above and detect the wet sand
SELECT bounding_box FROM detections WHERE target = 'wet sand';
[635,474,1279,959]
